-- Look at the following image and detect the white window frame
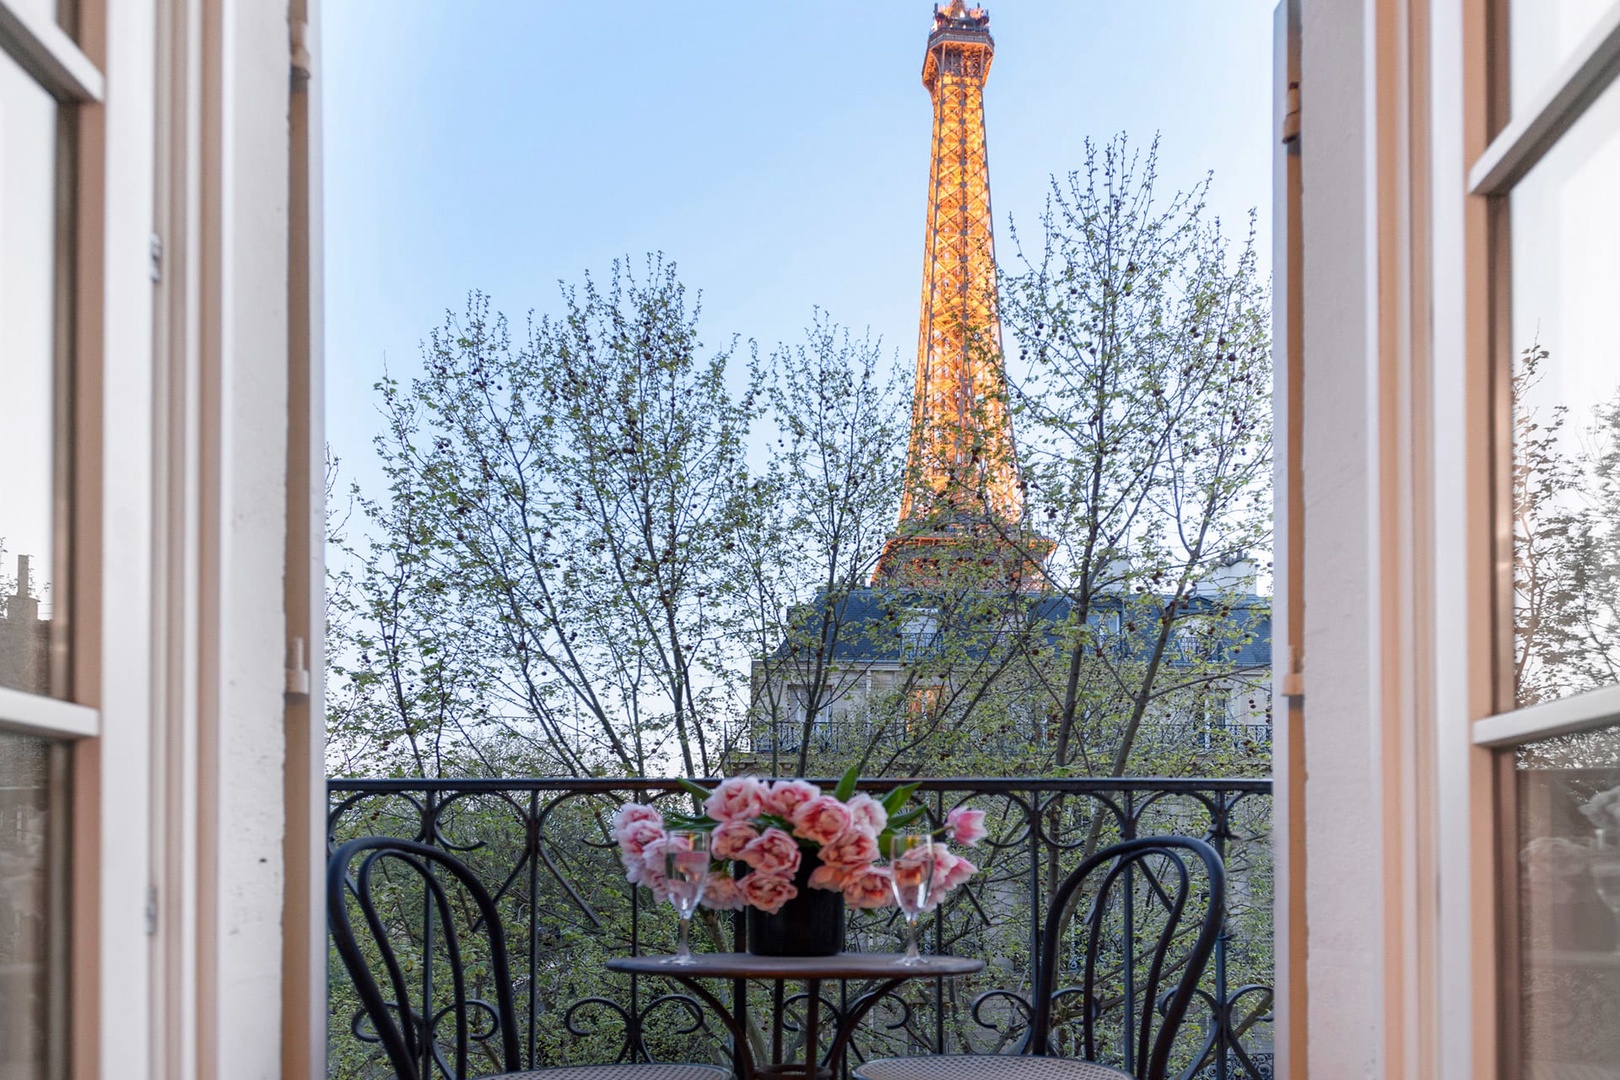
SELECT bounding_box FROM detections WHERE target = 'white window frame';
[1458,6,1620,1079]
[0,0,103,104]
[0,8,109,1080]
[1467,6,1620,748]
[4,2,328,1076]
[0,686,97,739]
[0,0,103,746]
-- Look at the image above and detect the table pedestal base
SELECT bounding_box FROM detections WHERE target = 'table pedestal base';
[604,953,984,1080]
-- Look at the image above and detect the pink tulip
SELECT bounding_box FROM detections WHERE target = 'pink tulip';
[820,827,879,870]
[635,837,676,902]
[703,777,767,822]
[765,779,822,819]
[740,827,802,877]
[710,819,760,860]
[701,873,746,911]
[846,793,888,835]
[807,863,849,891]
[941,852,977,891]
[615,818,665,860]
[945,806,988,847]
[841,866,894,909]
[924,848,976,907]
[740,872,798,914]
[613,803,664,835]
[790,795,855,846]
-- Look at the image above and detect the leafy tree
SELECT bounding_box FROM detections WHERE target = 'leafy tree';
[322,173,1278,1079]
[330,142,1273,787]
[1513,344,1620,705]
[335,257,757,779]
[730,314,912,776]
[998,134,1273,778]
[325,438,514,778]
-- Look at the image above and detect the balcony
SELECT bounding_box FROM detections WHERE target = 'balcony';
[735,719,1272,776]
[327,776,1274,1079]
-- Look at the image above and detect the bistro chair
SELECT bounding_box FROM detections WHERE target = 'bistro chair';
[329,836,731,1080]
[853,835,1227,1080]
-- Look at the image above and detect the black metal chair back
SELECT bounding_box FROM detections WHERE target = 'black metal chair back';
[328,836,523,1080]
[1027,835,1226,1080]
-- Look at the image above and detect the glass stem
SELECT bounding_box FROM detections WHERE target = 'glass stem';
[903,916,920,959]
[677,915,692,959]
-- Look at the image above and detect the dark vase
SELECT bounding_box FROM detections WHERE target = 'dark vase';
[744,855,846,957]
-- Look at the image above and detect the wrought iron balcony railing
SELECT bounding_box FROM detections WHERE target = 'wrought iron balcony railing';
[327,776,1274,1080]
[740,719,1271,768]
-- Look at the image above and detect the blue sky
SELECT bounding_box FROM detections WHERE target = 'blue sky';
[323,1,1277,497]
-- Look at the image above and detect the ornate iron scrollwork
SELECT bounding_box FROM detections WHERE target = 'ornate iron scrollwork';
[328,777,1273,1079]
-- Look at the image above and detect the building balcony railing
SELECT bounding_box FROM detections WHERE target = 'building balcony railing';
[327,776,1274,1079]
[741,718,1273,764]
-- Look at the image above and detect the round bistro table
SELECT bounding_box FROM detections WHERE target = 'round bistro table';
[606,952,985,1080]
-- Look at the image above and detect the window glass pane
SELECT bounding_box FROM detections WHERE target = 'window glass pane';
[1509,0,1616,114]
[0,48,66,698]
[1509,72,1620,709]
[0,731,68,1080]
[1,0,75,34]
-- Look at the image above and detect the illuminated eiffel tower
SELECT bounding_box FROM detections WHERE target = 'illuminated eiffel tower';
[873,1,1048,589]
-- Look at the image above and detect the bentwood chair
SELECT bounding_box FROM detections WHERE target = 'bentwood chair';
[329,836,731,1080]
[853,835,1227,1080]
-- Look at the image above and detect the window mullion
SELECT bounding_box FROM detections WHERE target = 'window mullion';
[0,686,98,739]
[1474,683,1620,747]
[0,0,102,104]
[1469,0,1620,194]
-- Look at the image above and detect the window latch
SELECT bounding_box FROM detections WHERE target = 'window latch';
[1281,81,1301,146]
[285,637,311,702]
[291,19,312,83]
[1281,645,1304,699]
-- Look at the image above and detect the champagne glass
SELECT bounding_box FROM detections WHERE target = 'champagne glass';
[664,830,710,965]
[887,834,936,965]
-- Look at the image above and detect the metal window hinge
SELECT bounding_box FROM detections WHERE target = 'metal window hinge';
[291,19,313,83]
[1280,645,1304,699]
[149,233,162,282]
[144,885,158,935]
[285,636,311,702]
[1281,81,1301,145]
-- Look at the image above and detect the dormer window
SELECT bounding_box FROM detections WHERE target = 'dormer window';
[900,607,940,659]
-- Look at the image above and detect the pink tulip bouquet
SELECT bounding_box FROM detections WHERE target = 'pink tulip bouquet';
[611,767,986,916]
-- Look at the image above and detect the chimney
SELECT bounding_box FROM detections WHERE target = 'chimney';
[1205,553,1258,595]
[1097,555,1132,594]
[10,555,41,623]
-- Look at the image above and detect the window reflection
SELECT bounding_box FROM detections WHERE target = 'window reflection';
[1508,0,1615,115]
[2,0,77,34]
[0,48,65,698]
[0,732,66,1080]
[1510,72,1620,709]
[1514,727,1620,1079]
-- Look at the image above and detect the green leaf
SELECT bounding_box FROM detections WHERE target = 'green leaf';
[677,778,714,802]
[881,783,920,814]
[833,764,860,803]
[670,818,714,831]
[887,807,925,829]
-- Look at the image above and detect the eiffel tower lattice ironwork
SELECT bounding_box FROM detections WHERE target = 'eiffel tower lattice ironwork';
[873,1,1048,589]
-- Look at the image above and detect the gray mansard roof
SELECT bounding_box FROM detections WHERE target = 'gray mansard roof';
[771,587,1271,670]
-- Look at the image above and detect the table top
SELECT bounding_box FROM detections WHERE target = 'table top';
[607,952,985,980]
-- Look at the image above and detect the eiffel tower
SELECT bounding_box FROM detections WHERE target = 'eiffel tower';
[873,1,1048,589]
